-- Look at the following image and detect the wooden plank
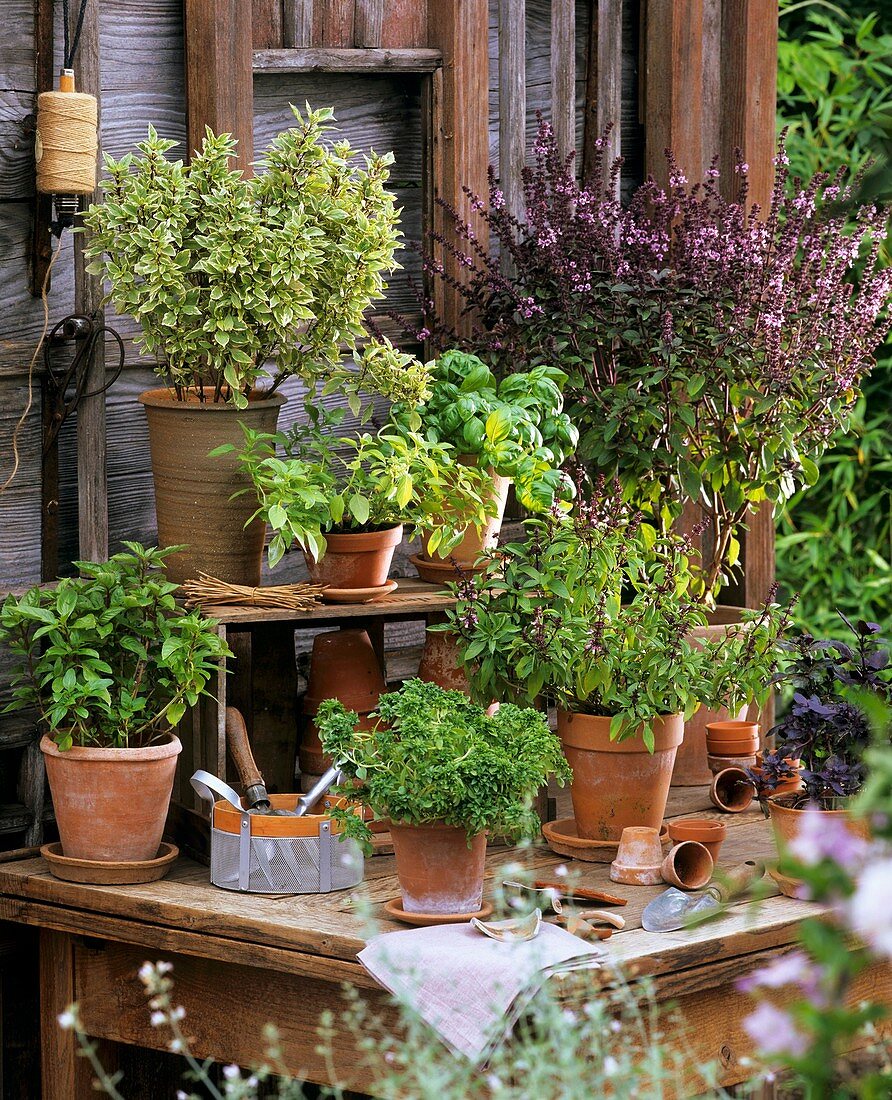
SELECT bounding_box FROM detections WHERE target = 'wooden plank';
[550,0,575,159]
[427,0,490,333]
[183,0,254,170]
[643,0,704,188]
[381,0,426,48]
[38,930,96,1098]
[252,46,442,72]
[353,0,384,48]
[252,0,283,47]
[28,0,54,293]
[283,0,315,46]
[498,0,526,228]
[71,0,108,565]
[583,0,622,181]
[321,0,354,46]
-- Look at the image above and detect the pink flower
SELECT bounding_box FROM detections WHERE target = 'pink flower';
[736,951,826,1005]
[743,1002,809,1058]
[787,806,869,868]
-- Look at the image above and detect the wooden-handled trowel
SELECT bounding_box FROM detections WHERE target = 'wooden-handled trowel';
[641,861,764,932]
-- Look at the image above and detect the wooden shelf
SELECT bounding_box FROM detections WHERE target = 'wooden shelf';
[253,47,443,74]
[202,577,455,626]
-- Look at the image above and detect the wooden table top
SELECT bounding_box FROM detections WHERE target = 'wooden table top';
[0,788,823,988]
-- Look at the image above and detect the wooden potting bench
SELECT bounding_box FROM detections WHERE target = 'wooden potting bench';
[1,787,889,1098]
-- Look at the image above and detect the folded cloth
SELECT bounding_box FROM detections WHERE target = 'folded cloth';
[358,920,606,1061]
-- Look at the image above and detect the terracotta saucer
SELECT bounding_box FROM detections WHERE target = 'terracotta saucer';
[41,841,179,885]
[383,897,494,926]
[409,553,485,585]
[542,818,670,864]
[768,867,806,899]
[321,579,398,604]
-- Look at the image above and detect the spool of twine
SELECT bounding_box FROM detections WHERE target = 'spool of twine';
[35,89,98,195]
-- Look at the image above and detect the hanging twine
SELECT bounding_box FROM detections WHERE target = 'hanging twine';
[35,77,98,196]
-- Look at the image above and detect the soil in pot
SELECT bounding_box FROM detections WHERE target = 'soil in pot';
[306,526,403,590]
[41,734,181,863]
[139,387,285,587]
[388,821,487,914]
[557,711,684,842]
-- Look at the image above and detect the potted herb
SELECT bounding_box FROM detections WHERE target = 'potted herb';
[0,545,229,864]
[233,412,493,592]
[390,350,578,575]
[444,487,786,841]
[751,617,891,854]
[82,107,429,586]
[315,679,570,914]
[422,122,892,604]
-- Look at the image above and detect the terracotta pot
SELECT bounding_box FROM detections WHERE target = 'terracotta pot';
[139,387,285,587]
[705,736,760,756]
[300,629,386,776]
[661,841,714,890]
[706,720,760,744]
[388,821,487,914]
[420,460,511,569]
[41,734,181,862]
[609,826,664,885]
[709,767,755,813]
[672,609,753,787]
[417,627,470,695]
[707,752,757,775]
[667,818,727,863]
[753,753,803,798]
[766,796,871,854]
[306,525,403,589]
[557,710,684,842]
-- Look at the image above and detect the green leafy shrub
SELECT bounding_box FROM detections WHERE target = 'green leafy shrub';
[232,412,494,567]
[82,106,429,409]
[0,544,229,749]
[390,350,578,511]
[315,678,571,848]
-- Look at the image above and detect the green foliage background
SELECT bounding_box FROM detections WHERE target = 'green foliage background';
[775,0,892,635]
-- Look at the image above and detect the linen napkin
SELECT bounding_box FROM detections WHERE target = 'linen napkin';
[357,920,606,1061]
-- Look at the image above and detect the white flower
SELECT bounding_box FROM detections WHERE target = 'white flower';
[170,1005,186,1022]
[553,864,568,878]
[848,858,892,958]
[169,1037,183,1053]
[150,1011,166,1027]
[138,962,154,982]
[223,1065,241,1081]
[603,1055,619,1076]
[57,1009,77,1031]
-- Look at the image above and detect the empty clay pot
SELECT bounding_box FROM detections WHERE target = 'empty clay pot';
[667,818,727,863]
[710,767,756,813]
[417,626,471,695]
[707,752,757,776]
[388,821,487,914]
[306,525,403,590]
[558,710,684,842]
[706,720,759,744]
[610,826,665,885]
[661,840,714,890]
[41,734,181,862]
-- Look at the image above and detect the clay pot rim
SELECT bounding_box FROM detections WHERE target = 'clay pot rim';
[706,739,759,754]
[40,733,182,762]
[318,525,404,552]
[386,818,484,838]
[662,840,714,889]
[557,709,684,754]
[138,386,287,411]
[706,721,759,737]
[668,818,727,841]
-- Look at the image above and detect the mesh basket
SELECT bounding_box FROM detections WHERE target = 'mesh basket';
[209,813,364,894]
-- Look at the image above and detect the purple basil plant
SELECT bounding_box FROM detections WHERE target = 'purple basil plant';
[419,120,892,601]
[755,616,892,807]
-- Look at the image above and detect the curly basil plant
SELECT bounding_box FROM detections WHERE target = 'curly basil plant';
[0,544,230,750]
[315,679,571,850]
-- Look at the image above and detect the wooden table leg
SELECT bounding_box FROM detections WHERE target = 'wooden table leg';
[39,929,107,1099]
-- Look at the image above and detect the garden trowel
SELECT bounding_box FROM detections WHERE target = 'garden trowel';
[641,861,764,933]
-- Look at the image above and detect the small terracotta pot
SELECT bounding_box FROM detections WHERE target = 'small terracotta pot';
[140,387,286,586]
[710,767,756,813]
[388,821,487,914]
[420,460,511,570]
[609,826,664,885]
[706,720,760,744]
[667,819,727,863]
[661,841,714,890]
[557,710,684,842]
[417,627,471,695]
[306,525,403,590]
[753,753,803,798]
[41,734,181,862]
[705,736,759,756]
[707,752,757,775]
[766,796,871,855]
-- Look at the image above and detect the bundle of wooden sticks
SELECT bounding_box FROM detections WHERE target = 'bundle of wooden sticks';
[180,572,326,612]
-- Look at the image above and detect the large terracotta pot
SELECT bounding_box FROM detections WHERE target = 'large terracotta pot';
[417,626,471,695]
[388,821,487,914]
[557,710,684,842]
[299,629,386,776]
[767,796,871,856]
[139,387,285,587]
[41,734,181,862]
[419,460,511,572]
[306,525,402,589]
